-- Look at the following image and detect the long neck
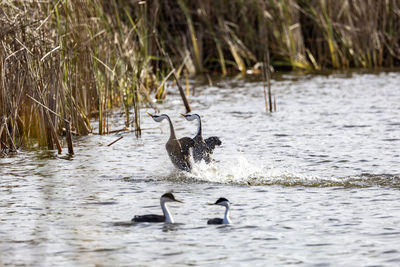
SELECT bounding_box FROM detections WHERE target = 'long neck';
[223,205,231,224]
[195,115,202,137]
[161,200,174,223]
[164,115,176,140]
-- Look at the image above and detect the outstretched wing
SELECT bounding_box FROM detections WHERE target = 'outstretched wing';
[205,136,222,151]
[178,137,195,154]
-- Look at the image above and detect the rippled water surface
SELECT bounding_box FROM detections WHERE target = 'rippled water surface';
[1,71,400,266]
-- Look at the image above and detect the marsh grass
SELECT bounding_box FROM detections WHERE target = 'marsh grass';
[1,0,399,153]
[1,0,152,152]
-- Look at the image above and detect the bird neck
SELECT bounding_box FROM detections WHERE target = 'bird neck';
[165,115,177,140]
[223,205,231,224]
[161,200,174,223]
[195,115,202,137]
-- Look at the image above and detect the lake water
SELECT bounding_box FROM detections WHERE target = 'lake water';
[1,71,400,266]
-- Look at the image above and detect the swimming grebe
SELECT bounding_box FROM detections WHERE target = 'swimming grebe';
[207,197,232,225]
[148,113,194,171]
[181,113,221,163]
[132,193,183,223]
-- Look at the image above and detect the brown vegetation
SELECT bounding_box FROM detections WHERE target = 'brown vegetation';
[1,0,399,154]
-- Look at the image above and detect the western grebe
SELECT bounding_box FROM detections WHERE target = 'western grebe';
[181,113,221,163]
[148,113,194,171]
[207,197,232,225]
[131,193,183,223]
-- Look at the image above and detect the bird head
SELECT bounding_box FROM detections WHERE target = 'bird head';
[148,112,169,122]
[161,192,183,203]
[207,197,230,207]
[180,113,199,121]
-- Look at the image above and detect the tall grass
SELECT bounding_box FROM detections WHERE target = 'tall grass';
[299,0,400,68]
[1,0,399,153]
[151,0,399,71]
[1,0,151,153]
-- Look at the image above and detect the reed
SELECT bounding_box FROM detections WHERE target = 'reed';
[1,0,399,154]
[162,0,399,70]
[0,0,153,152]
[299,0,400,68]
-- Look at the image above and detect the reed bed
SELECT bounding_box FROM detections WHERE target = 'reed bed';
[1,0,399,154]
[151,0,400,72]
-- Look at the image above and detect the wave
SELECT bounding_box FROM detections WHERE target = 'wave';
[166,157,400,188]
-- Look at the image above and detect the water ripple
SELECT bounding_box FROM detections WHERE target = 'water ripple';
[1,71,400,266]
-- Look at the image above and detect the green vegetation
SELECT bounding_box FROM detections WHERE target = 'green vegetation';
[1,0,399,154]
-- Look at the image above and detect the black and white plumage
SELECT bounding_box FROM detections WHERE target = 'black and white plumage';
[207,197,232,225]
[148,113,194,172]
[131,193,183,223]
[181,113,221,164]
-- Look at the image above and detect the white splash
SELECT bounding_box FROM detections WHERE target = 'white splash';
[187,156,263,184]
[185,156,343,186]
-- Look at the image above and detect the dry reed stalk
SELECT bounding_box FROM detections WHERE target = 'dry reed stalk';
[65,120,74,155]
[185,70,189,96]
[262,63,269,113]
[155,36,191,113]
[59,82,74,155]
[178,0,202,72]
[107,136,123,147]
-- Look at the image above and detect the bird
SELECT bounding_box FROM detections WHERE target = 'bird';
[148,113,194,172]
[207,197,232,225]
[131,193,183,223]
[181,113,221,164]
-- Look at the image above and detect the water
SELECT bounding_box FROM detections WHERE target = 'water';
[1,71,400,266]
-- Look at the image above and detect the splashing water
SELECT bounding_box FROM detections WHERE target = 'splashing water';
[172,155,400,188]
[187,156,259,183]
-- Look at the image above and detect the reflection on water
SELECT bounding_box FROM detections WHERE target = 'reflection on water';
[1,71,400,266]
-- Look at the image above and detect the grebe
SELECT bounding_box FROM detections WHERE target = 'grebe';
[131,193,183,223]
[148,113,194,171]
[207,197,232,225]
[181,113,221,163]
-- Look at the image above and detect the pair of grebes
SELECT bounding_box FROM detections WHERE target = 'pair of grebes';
[132,114,230,224]
[147,113,222,172]
[132,193,232,225]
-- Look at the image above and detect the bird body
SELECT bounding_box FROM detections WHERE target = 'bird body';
[207,197,232,225]
[166,136,193,172]
[206,218,224,225]
[148,113,194,171]
[181,114,221,163]
[132,193,182,223]
[132,214,165,223]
